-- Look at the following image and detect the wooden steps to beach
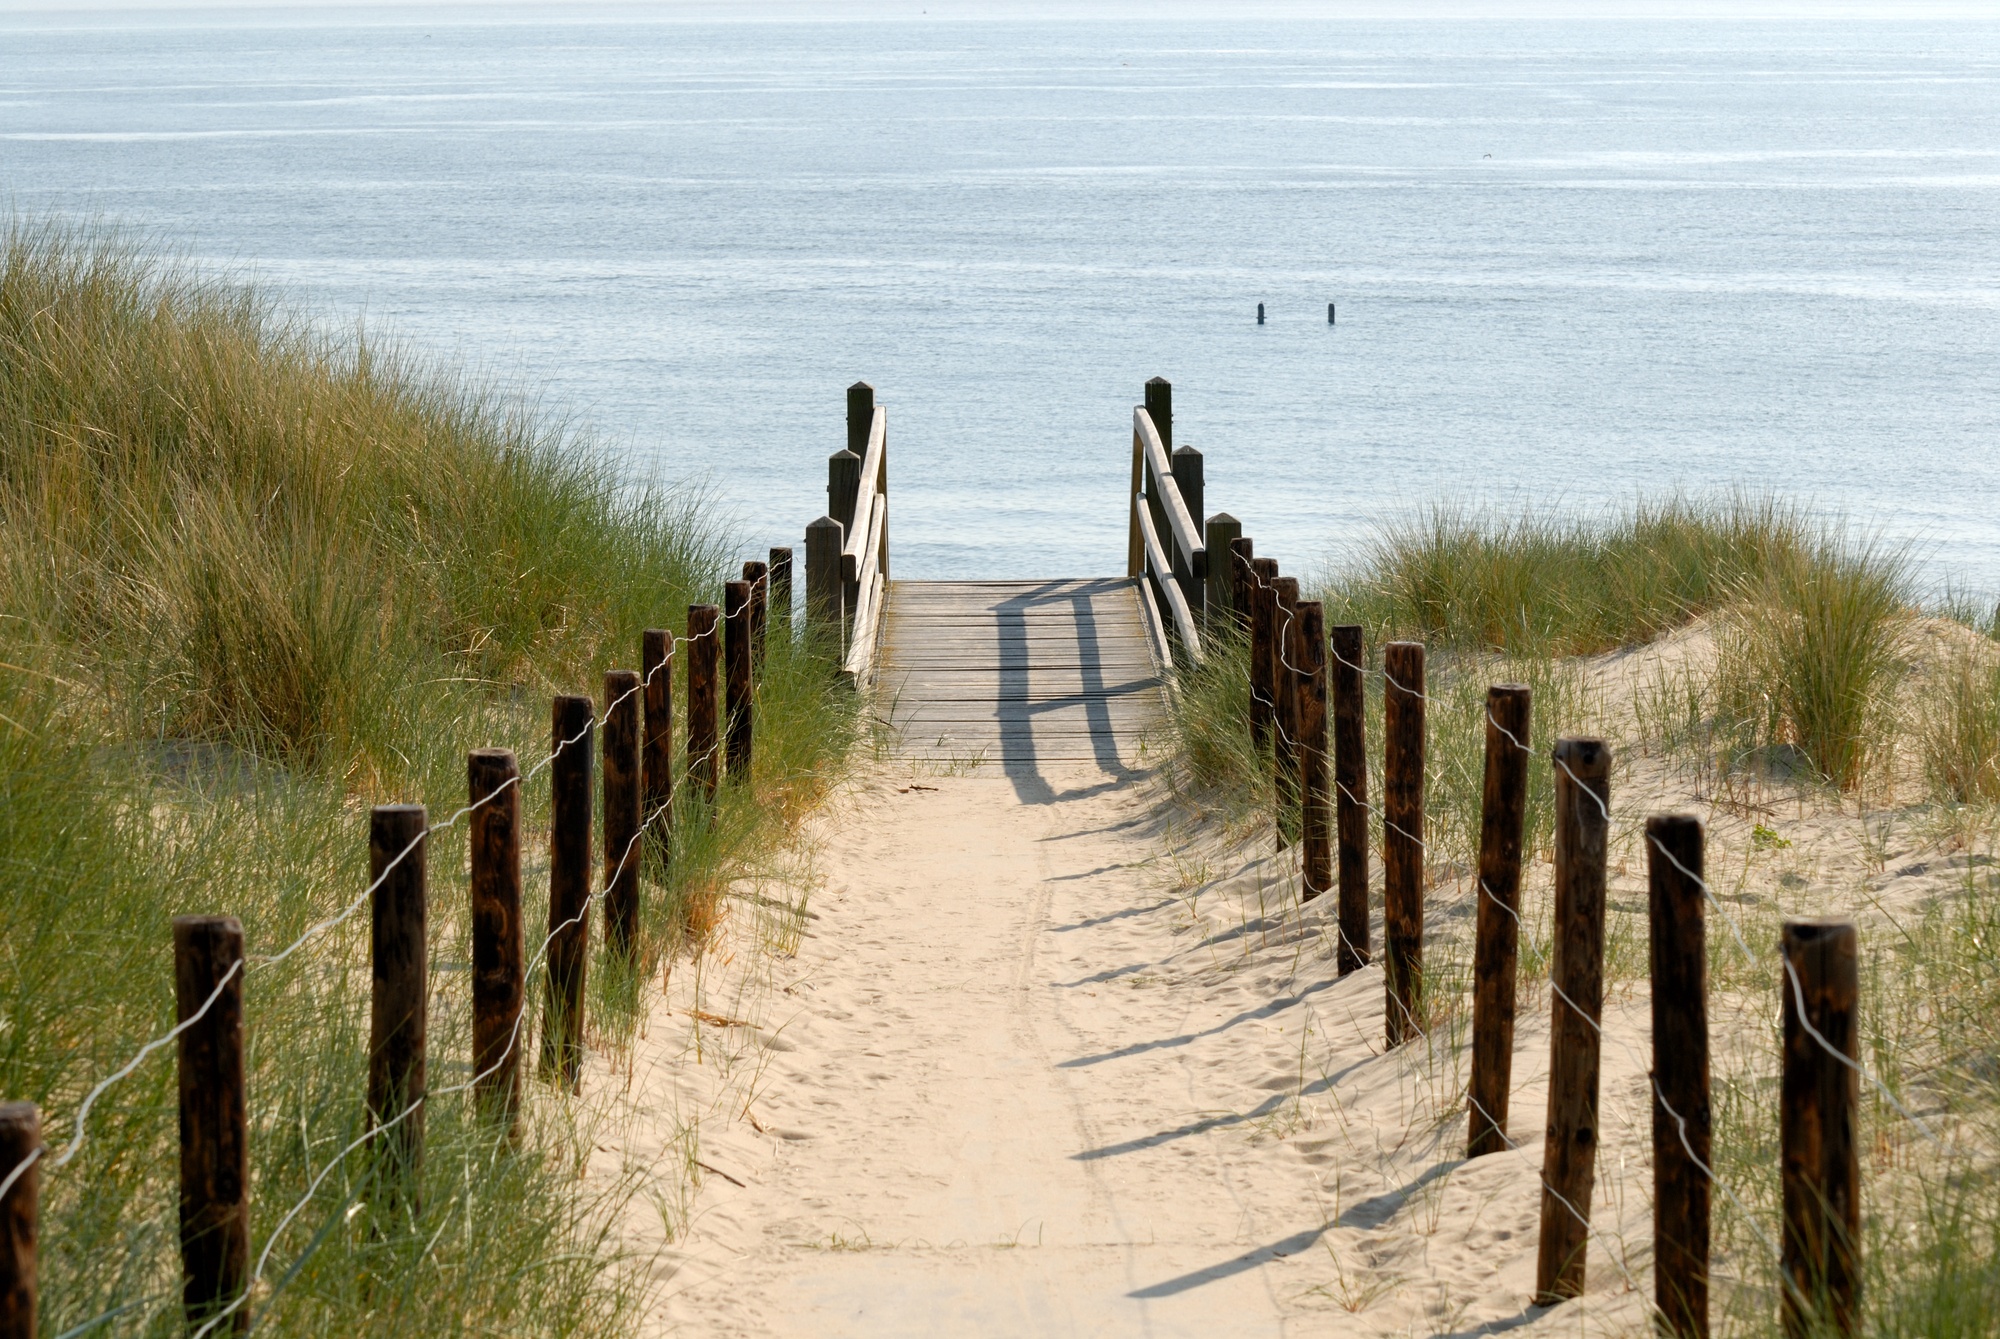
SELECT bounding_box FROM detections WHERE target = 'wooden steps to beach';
[876,578,1165,765]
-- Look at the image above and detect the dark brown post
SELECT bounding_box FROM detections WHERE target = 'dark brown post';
[174,914,247,1332]
[542,694,593,1091]
[847,380,875,457]
[1172,446,1205,622]
[829,447,862,622]
[1382,641,1426,1044]
[725,580,754,783]
[1330,624,1370,975]
[769,546,794,633]
[0,1103,38,1339]
[468,748,524,1128]
[1781,919,1861,1339]
[1206,514,1242,630]
[1144,376,1172,452]
[1468,684,1532,1159]
[1536,736,1612,1305]
[1229,536,1254,636]
[602,670,642,956]
[1274,575,1302,849]
[743,559,770,668]
[1651,815,1711,1339]
[687,604,721,801]
[1295,602,1331,901]
[1249,558,1279,752]
[804,517,844,653]
[641,630,674,863]
[367,804,428,1188]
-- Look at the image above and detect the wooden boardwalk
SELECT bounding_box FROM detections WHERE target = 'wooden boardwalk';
[876,578,1166,769]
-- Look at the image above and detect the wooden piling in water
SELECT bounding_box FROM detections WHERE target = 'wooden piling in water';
[1249,558,1279,753]
[468,748,524,1129]
[174,914,247,1332]
[726,580,754,783]
[1295,601,1330,901]
[1382,641,1425,1044]
[1274,575,1301,850]
[1468,684,1531,1160]
[367,804,428,1191]
[543,694,593,1091]
[687,604,720,801]
[1781,918,1860,1339]
[0,1103,38,1339]
[1536,736,1611,1305]
[642,630,674,864]
[1650,814,1711,1339]
[1330,624,1370,975]
[602,670,642,956]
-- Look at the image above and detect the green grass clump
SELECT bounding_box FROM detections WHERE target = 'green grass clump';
[1918,642,2000,805]
[0,221,856,1335]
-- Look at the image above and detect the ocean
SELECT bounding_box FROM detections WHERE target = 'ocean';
[4,9,1998,592]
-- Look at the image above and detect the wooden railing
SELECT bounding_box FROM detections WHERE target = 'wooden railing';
[804,381,888,688]
[1127,376,1207,667]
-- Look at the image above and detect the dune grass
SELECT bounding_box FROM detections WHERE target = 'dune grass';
[0,222,856,1334]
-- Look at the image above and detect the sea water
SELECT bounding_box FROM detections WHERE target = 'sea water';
[4,11,1998,592]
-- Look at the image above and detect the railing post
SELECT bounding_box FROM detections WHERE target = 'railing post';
[0,1102,39,1339]
[1469,684,1531,1159]
[847,380,875,457]
[1205,514,1241,630]
[1295,601,1330,901]
[1536,736,1612,1304]
[1274,575,1301,850]
[543,694,593,1091]
[367,804,428,1196]
[602,670,642,956]
[1230,536,1254,636]
[1172,445,1204,623]
[641,630,674,865]
[1330,624,1370,974]
[686,605,720,801]
[805,517,845,655]
[769,546,794,634]
[1249,558,1278,752]
[1127,423,1144,579]
[468,747,524,1130]
[828,448,861,634]
[1781,918,1860,1339]
[174,914,247,1333]
[743,560,769,669]
[1383,641,1426,1045]
[725,579,754,783]
[1650,814,1711,1339]
[1144,376,1172,451]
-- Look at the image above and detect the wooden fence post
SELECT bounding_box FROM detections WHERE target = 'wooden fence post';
[1274,575,1302,849]
[1173,445,1204,622]
[543,694,593,1091]
[1468,684,1531,1158]
[769,546,794,633]
[1206,514,1241,630]
[1230,537,1254,636]
[1295,601,1330,901]
[174,914,247,1333]
[847,380,875,457]
[805,517,844,654]
[1383,641,1426,1045]
[1536,736,1612,1304]
[1144,376,1172,451]
[602,671,642,956]
[468,748,523,1129]
[1781,918,1860,1339]
[743,560,770,668]
[829,445,861,625]
[687,604,720,801]
[641,630,674,865]
[367,804,428,1191]
[725,580,754,783]
[0,1103,38,1339]
[1330,624,1370,975]
[1249,558,1279,752]
[1650,814,1711,1339]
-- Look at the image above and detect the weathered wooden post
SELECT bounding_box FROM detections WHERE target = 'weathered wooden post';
[1536,736,1612,1305]
[0,1103,38,1339]
[1382,641,1426,1044]
[1781,918,1860,1339]
[1144,376,1172,450]
[1249,558,1279,752]
[1330,624,1370,975]
[1468,684,1531,1159]
[1206,515,1241,631]
[805,517,845,655]
[542,694,593,1090]
[468,748,524,1128]
[847,380,875,457]
[1229,536,1255,637]
[641,630,674,863]
[1173,445,1205,621]
[1274,575,1302,849]
[725,579,754,783]
[687,604,720,801]
[602,670,642,956]
[769,546,794,633]
[174,914,247,1332]
[1650,815,1711,1339]
[1295,601,1331,901]
[743,559,770,669]
[367,804,428,1190]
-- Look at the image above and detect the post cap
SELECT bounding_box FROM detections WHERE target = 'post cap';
[806,515,843,533]
[1208,511,1240,525]
[1146,375,1171,387]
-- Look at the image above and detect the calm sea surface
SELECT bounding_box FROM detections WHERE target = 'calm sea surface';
[4,11,1999,591]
